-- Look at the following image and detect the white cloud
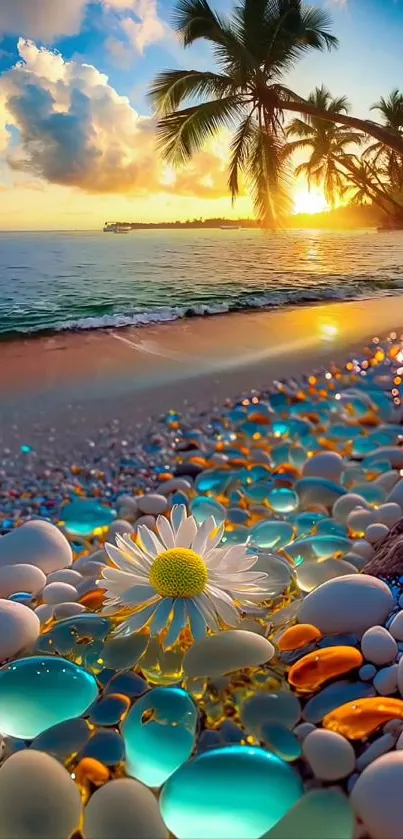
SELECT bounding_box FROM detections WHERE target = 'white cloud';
[0,39,228,198]
[0,0,88,41]
[120,1,167,53]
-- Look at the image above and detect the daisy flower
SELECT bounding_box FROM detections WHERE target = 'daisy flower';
[101,505,273,647]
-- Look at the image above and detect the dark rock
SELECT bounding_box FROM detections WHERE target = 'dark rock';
[363,518,403,578]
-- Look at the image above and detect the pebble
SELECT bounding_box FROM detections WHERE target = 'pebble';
[34,603,54,624]
[298,575,394,634]
[296,558,358,592]
[359,664,377,681]
[374,664,399,695]
[351,752,403,839]
[53,602,87,619]
[332,495,369,523]
[46,569,83,586]
[241,692,301,735]
[0,750,82,839]
[134,515,157,531]
[136,494,168,515]
[346,509,376,535]
[293,722,316,741]
[387,479,403,507]
[263,788,355,839]
[355,733,396,771]
[0,599,39,660]
[302,452,343,483]
[183,631,275,678]
[0,564,46,598]
[388,612,403,641]
[376,502,402,528]
[302,729,355,781]
[365,523,390,544]
[351,540,375,560]
[83,778,168,839]
[157,478,192,495]
[0,521,72,573]
[42,582,78,605]
[107,520,133,541]
[361,626,398,665]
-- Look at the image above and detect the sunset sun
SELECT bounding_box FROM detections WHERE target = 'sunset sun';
[293,188,330,215]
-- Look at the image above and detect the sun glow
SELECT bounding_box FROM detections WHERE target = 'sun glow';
[293,187,330,215]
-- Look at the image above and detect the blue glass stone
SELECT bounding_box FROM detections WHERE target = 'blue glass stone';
[227,507,249,525]
[244,482,273,503]
[327,424,362,441]
[251,521,294,550]
[284,535,351,564]
[89,694,130,726]
[123,687,198,787]
[82,729,125,765]
[291,512,327,537]
[272,420,290,438]
[195,470,232,495]
[105,671,147,698]
[302,679,376,724]
[351,484,386,505]
[160,745,303,839]
[20,445,33,454]
[8,592,32,605]
[295,478,346,509]
[239,465,272,485]
[261,723,302,762]
[0,657,98,739]
[30,717,91,760]
[268,488,299,514]
[221,526,251,545]
[172,491,189,506]
[191,496,226,526]
[61,499,116,536]
[352,437,377,457]
[315,519,348,537]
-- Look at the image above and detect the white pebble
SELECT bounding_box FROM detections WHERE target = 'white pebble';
[361,626,398,665]
[356,733,396,771]
[293,722,316,741]
[53,602,87,619]
[303,729,355,781]
[0,599,39,660]
[347,509,376,535]
[376,503,402,528]
[107,520,133,541]
[351,540,375,560]
[395,731,403,749]
[388,612,403,641]
[134,515,157,531]
[42,582,78,605]
[83,778,168,839]
[136,494,168,515]
[34,604,54,625]
[303,452,343,483]
[298,575,394,635]
[0,564,46,598]
[46,569,82,586]
[375,471,400,492]
[351,752,403,839]
[0,750,82,839]
[156,478,192,495]
[384,719,403,735]
[333,494,369,523]
[77,561,106,578]
[395,656,403,696]
[342,553,368,571]
[387,479,403,507]
[116,496,138,518]
[365,523,390,544]
[374,664,398,695]
[0,520,72,573]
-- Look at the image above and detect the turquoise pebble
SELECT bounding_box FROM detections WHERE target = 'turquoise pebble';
[62,499,116,536]
[315,520,348,537]
[350,484,386,505]
[123,687,198,787]
[268,489,299,514]
[160,745,303,839]
[82,728,125,765]
[295,478,346,509]
[251,521,294,550]
[264,788,355,839]
[241,692,301,736]
[262,723,302,762]
[221,526,251,545]
[30,717,91,760]
[191,497,226,526]
[244,482,273,503]
[88,694,129,726]
[284,536,351,564]
[195,470,232,494]
[227,507,249,525]
[104,671,147,697]
[0,656,98,739]
[302,680,376,724]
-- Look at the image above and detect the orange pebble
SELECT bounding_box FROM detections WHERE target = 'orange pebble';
[79,589,106,610]
[288,646,363,693]
[323,697,403,740]
[278,624,323,652]
[74,758,109,787]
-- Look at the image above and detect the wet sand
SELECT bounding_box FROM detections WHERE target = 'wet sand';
[1,295,403,453]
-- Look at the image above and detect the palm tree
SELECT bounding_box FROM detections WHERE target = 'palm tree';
[284,85,359,207]
[364,90,403,191]
[150,0,403,224]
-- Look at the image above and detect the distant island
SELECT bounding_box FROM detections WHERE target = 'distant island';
[104,204,385,232]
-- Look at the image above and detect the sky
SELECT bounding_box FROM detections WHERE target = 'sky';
[0,0,402,229]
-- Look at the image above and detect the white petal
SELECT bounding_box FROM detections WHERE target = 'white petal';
[192,517,215,556]
[163,598,186,648]
[105,544,149,577]
[194,593,220,632]
[157,515,175,549]
[206,585,240,626]
[171,505,187,535]
[230,587,271,602]
[137,524,164,559]
[211,571,269,585]
[205,523,225,551]
[115,535,152,569]
[204,549,225,570]
[118,584,158,607]
[151,597,174,634]
[186,600,207,641]
[114,602,158,636]
[175,515,198,548]
[102,567,149,588]
[220,545,254,568]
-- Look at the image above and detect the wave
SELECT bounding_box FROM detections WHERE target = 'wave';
[0,283,399,340]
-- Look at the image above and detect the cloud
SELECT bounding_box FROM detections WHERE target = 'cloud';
[0,0,88,41]
[120,1,167,53]
[0,39,228,199]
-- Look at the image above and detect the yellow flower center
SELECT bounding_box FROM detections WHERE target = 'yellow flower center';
[149,548,208,598]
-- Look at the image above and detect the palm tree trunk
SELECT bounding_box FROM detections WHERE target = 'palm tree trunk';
[278,97,403,156]
[339,157,403,219]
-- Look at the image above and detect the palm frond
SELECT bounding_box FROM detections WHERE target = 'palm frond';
[172,0,254,76]
[149,69,236,114]
[228,110,257,201]
[247,120,291,224]
[156,96,241,165]
[299,7,338,52]
[285,117,314,138]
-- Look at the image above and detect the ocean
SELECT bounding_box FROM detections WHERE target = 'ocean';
[1,228,403,339]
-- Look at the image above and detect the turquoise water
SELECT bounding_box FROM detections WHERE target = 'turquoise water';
[1,228,403,339]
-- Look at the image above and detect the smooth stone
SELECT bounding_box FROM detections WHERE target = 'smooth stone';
[365,523,390,544]
[83,778,168,839]
[157,478,192,496]
[285,536,352,564]
[46,569,82,586]
[355,733,396,771]
[183,631,275,678]
[251,521,294,550]
[0,564,46,598]
[104,671,147,698]
[298,575,394,634]
[116,496,138,517]
[332,494,369,523]
[81,728,125,765]
[268,488,299,514]
[102,632,148,670]
[396,656,403,696]
[351,539,375,560]
[389,612,403,641]
[0,521,72,573]
[42,582,78,604]
[191,497,226,526]
[346,509,376,535]
[30,718,91,761]
[262,789,355,839]
[34,604,54,624]
[0,656,98,738]
[74,550,108,570]
[293,722,316,741]
[303,680,375,724]
[296,559,357,593]
[107,520,133,541]
[53,602,87,619]
[359,664,377,681]
[351,752,403,839]
[387,479,403,507]
[374,663,399,695]
[0,599,39,661]
[62,500,116,537]
[241,692,301,736]
[371,447,403,469]
[303,452,343,483]
[123,687,198,787]
[341,552,368,571]
[376,503,402,528]
[375,472,400,492]
[253,553,293,596]
[0,750,82,839]
[137,494,168,515]
[261,723,302,761]
[134,515,157,531]
[160,745,303,839]
[362,626,398,665]
[295,478,346,510]
[78,560,107,578]
[303,729,355,781]
[88,694,130,727]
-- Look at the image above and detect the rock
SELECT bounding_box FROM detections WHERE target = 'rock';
[46,569,82,586]
[375,472,400,492]
[107,520,133,541]
[0,750,82,839]
[0,599,39,660]
[342,553,368,571]
[365,523,390,544]
[347,509,376,536]
[0,521,72,573]
[396,656,403,696]
[262,789,355,839]
[377,503,403,528]
[116,496,138,518]
[351,752,403,839]
[76,561,106,578]
[83,778,168,839]
[302,729,355,781]
[53,602,87,619]
[157,478,192,496]
[361,626,398,665]
[0,564,46,598]
[241,692,301,736]
[303,453,343,484]
[137,494,168,515]
[333,495,369,524]
[298,575,394,635]
[355,733,396,771]
[296,559,357,593]
[363,518,403,578]
[42,582,78,605]
[389,612,403,641]
[134,515,157,531]
[293,723,316,741]
[374,664,398,696]
[359,664,377,681]
[183,631,275,678]
[34,604,54,624]
[388,480,403,507]
[372,447,403,469]
[351,540,375,560]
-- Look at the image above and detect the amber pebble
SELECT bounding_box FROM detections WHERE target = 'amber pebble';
[278,624,323,652]
[323,697,403,740]
[288,647,363,693]
[79,590,106,610]
[74,757,110,787]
